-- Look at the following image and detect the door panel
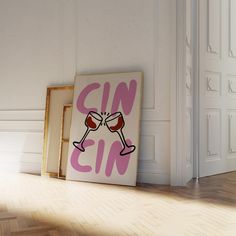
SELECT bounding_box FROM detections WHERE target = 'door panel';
[229,0,236,58]
[199,0,236,177]
[207,0,220,55]
[228,113,236,153]
[207,111,221,158]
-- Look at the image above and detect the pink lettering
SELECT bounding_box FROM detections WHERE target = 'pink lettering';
[105,140,131,177]
[77,83,100,114]
[70,139,94,172]
[101,82,110,113]
[111,80,137,115]
[71,139,132,177]
[95,140,105,173]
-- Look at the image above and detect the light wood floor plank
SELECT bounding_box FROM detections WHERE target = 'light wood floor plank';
[0,172,235,235]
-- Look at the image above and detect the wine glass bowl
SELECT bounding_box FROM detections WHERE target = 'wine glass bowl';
[73,111,102,152]
[85,111,103,131]
[105,112,136,156]
[105,112,124,132]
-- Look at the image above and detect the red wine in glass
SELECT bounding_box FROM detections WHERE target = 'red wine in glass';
[105,112,136,156]
[73,111,103,152]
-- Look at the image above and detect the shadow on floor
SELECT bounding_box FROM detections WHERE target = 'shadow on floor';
[0,210,115,236]
[135,171,236,208]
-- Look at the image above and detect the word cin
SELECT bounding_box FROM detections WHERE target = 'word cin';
[71,139,133,176]
[76,80,137,115]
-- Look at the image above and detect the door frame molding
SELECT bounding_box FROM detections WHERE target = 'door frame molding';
[192,0,200,179]
[170,0,187,186]
[171,0,199,186]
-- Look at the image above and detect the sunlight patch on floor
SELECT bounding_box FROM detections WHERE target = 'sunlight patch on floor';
[0,172,236,235]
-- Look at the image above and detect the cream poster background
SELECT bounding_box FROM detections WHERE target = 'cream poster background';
[66,72,142,186]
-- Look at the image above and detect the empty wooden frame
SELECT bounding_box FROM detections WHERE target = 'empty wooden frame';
[42,86,74,176]
[58,104,72,179]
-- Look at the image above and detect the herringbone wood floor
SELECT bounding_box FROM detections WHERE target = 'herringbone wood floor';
[0,172,236,236]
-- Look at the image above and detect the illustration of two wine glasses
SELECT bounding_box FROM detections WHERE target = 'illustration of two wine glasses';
[73,111,136,156]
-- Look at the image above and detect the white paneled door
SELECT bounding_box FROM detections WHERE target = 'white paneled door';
[199,0,236,177]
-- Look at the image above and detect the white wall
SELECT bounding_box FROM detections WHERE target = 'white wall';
[0,0,175,184]
[0,0,75,173]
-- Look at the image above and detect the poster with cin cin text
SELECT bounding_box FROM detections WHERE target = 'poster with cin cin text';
[66,72,142,186]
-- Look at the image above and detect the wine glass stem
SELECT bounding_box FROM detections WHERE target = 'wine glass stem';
[79,128,90,144]
[117,129,128,148]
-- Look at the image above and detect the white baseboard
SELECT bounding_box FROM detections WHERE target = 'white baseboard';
[137,172,170,185]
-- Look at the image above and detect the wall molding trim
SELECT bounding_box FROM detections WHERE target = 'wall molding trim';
[0,109,44,174]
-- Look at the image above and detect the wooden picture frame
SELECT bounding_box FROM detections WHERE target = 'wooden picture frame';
[42,86,74,176]
[58,104,72,179]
